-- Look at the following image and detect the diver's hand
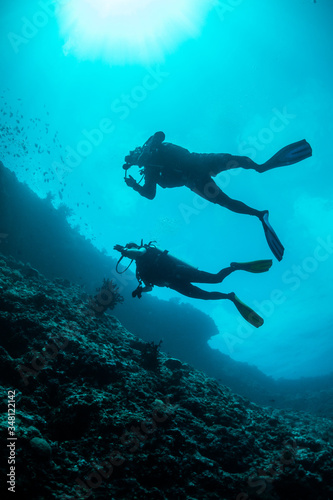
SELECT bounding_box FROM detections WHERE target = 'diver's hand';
[125,175,137,188]
[114,244,125,253]
[132,287,143,299]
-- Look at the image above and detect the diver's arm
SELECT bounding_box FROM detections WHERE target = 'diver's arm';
[122,247,147,259]
[126,170,157,200]
[133,178,157,200]
[114,245,147,259]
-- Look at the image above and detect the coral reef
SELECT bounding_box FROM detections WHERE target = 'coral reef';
[1,253,333,499]
[90,278,124,316]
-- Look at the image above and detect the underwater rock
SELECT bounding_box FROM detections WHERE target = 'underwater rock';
[22,263,40,279]
[164,358,183,370]
[30,437,52,461]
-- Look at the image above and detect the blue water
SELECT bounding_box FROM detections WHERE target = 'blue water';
[1,0,332,379]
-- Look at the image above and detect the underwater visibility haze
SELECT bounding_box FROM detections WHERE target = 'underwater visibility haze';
[1,1,333,378]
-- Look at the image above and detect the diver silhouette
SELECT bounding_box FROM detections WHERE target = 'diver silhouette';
[114,241,273,328]
[123,132,312,261]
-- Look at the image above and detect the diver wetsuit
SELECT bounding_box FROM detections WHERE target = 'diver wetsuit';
[115,242,253,299]
[134,244,235,300]
[114,243,272,327]
[125,131,264,218]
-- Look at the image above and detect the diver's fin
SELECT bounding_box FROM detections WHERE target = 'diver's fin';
[262,212,284,261]
[259,139,312,172]
[230,260,273,273]
[230,293,264,328]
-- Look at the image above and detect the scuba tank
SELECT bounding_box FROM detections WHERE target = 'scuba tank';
[115,241,163,280]
[137,131,165,165]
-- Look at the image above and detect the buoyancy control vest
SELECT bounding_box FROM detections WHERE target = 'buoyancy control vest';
[145,143,193,188]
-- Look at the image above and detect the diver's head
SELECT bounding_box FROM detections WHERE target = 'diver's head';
[123,147,142,169]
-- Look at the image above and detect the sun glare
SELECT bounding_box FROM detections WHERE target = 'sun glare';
[56,0,214,64]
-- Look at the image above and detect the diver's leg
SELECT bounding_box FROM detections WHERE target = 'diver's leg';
[185,261,272,284]
[213,140,312,174]
[182,266,236,284]
[222,155,259,171]
[170,282,232,301]
[171,283,263,326]
[190,153,259,176]
[191,178,265,219]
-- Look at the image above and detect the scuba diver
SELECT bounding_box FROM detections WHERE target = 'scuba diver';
[114,241,273,328]
[123,132,312,261]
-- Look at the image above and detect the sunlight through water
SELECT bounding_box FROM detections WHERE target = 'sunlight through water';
[56,0,215,64]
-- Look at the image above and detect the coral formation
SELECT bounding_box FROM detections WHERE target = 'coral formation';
[0,253,332,499]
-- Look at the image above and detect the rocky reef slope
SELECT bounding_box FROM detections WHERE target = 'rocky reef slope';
[0,253,333,499]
